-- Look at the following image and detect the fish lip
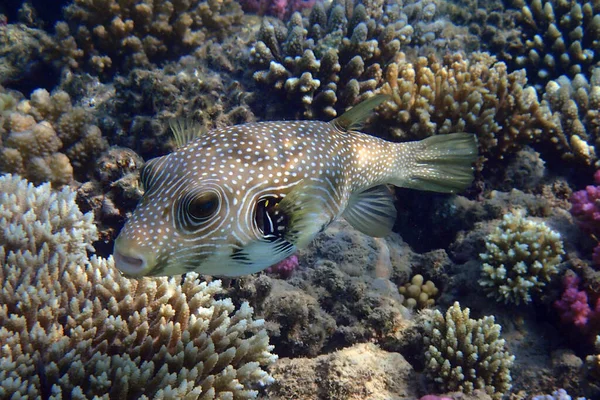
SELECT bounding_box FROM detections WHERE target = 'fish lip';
[113,248,148,277]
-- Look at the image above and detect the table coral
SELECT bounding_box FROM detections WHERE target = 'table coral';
[422,302,515,400]
[0,174,277,398]
[479,209,564,305]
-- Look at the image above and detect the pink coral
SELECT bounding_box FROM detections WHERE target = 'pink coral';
[265,254,299,278]
[555,273,594,328]
[239,0,316,19]
[554,272,600,343]
[570,170,600,265]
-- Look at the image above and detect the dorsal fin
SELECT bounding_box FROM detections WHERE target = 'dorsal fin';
[330,94,390,132]
[169,119,204,149]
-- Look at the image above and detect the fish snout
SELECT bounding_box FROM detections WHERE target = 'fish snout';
[113,237,154,277]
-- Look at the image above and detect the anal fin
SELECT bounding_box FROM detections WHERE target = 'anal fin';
[343,185,397,237]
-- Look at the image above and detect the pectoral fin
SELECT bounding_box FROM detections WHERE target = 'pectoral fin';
[229,237,297,276]
[342,185,397,237]
[276,179,332,248]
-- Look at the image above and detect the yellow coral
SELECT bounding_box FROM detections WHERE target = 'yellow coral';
[398,274,438,309]
[378,52,554,162]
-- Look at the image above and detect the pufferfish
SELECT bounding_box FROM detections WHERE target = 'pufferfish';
[113,95,477,277]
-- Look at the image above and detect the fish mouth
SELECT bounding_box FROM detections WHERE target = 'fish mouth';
[113,237,153,277]
[113,249,147,276]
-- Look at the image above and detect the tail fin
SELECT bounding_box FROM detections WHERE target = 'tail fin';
[398,133,478,193]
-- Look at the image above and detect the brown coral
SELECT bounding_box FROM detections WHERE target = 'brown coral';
[377,52,556,164]
[0,88,107,185]
[539,68,600,167]
[60,0,243,76]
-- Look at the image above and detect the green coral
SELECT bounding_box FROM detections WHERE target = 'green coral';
[479,209,564,304]
[423,302,515,400]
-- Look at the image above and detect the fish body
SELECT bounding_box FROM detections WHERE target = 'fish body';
[114,96,477,277]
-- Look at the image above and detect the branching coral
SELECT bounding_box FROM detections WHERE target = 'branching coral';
[377,51,556,163]
[540,68,600,167]
[249,0,412,119]
[0,88,107,186]
[423,302,515,400]
[510,0,600,89]
[59,0,243,76]
[479,209,564,305]
[0,174,277,399]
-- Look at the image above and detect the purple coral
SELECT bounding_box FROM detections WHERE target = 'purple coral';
[265,254,299,278]
[554,272,600,342]
[570,170,600,265]
[239,0,316,19]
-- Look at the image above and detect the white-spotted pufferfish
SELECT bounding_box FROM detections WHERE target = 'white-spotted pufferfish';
[113,95,477,277]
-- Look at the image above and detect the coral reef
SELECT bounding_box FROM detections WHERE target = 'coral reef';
[59,0,243,76]
[109,55,255,159]
[249,0,412,119]
[229,219,418,356]
[0,24,64,91]
[479,209,564,305]
[423,302,515,400]
[0,87,107,186]
[0,174,277,398]
[264,343,417,399]
[510,0,600,89]
[376,51,554,164]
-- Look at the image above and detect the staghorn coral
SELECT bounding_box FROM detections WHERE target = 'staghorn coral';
[510,0,600,89]
[0,87,107,186]
[540,68,600,167]
[249,0,412,119]
[59,0,243,76]
[423,302,515,400]
[0,173,277,399]
[479,209,564,305]
[377,51,556,164]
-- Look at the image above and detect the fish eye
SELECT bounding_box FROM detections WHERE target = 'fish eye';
[187,192,219,220]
